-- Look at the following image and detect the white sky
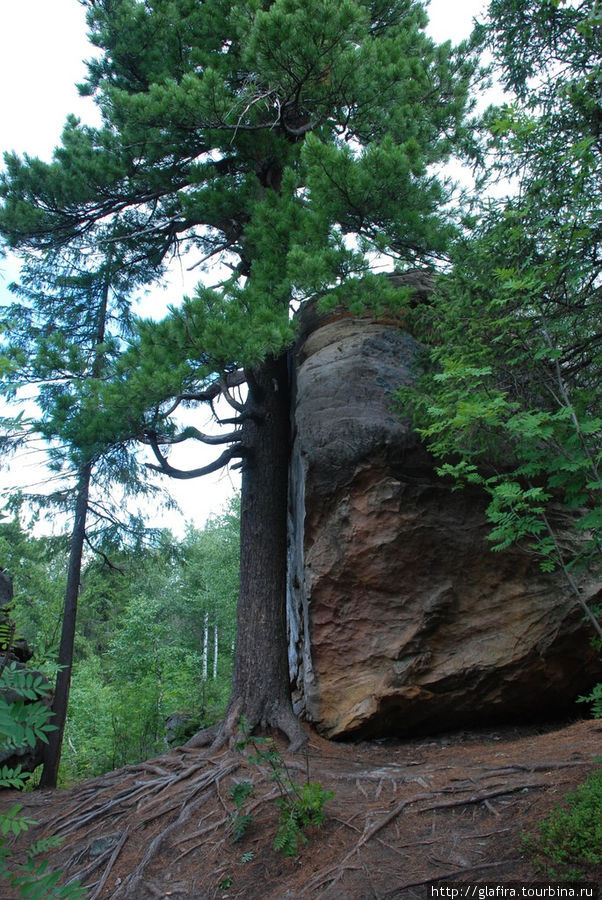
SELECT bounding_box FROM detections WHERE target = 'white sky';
[0,0,488,534]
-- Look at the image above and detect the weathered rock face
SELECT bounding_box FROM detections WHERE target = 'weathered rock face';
[0,569,13,609]
[287,307,601,739]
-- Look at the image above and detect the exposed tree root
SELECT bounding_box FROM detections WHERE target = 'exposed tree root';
[109,796,200,898]
[89,830,131,900]
[388,858,526,895]
[4,720,599,899]
[421,781,549,812]
[182,723,220,750]
[301,779,561,894]
[184,703,308,755]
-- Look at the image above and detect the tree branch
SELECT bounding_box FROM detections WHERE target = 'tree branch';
[145,435,245,480]
[177,370,246,404]
[83,534,126,574]
[141,425,241,447]
[219,376,246,413]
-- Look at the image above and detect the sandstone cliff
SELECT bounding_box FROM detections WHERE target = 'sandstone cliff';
[287,302,601,739]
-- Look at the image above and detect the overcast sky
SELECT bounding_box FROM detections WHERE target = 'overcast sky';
[0,0,488,532]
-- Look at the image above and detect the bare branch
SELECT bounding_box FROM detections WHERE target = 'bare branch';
[145,433,245,480]
[83,533,126,574]
[219,376,245,413]
[215,413,253,426]
[142,426,241,447]
[178,369,246,404]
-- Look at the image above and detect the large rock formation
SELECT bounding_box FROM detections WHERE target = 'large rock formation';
[287,301,601,739]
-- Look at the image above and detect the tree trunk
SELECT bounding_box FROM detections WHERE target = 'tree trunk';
[202,611,209,682]
[39,462,91,788]
[213,625,218,680]
[218,353,305,749]
[39,262,111,788]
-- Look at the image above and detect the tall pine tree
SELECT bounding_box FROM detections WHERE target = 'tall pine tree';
[0,243,160,784]
[1,0,474,749]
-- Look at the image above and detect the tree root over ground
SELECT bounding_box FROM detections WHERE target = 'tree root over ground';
[1,719,601,899]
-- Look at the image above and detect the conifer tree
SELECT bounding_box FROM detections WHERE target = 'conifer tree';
[0,0,474,748]
[0,245,157,784]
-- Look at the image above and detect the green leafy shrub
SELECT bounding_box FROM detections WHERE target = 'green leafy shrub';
[274,780,335,857]
[0,663,55,757]
[577,683,602,719]
[228,780,255,843]
[522,770,602,879]
[229,733,334,857]
[0,662,85,898]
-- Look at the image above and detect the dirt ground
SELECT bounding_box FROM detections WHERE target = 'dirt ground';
[1,718,601,899]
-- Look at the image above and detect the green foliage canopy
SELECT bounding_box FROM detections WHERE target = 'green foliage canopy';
[0,0,475,455]
[398,0,602,634]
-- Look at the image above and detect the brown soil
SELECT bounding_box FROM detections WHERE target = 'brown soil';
[1,718,601,899]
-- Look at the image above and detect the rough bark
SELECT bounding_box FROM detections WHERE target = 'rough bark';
[40,462,92,788]
[217,353,306,750]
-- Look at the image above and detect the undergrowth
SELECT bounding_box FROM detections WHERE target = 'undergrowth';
[522,769,602,880]
[228,730,334,858]
[0,661,85,899]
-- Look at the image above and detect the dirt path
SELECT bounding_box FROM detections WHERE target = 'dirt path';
[2,719,601,898]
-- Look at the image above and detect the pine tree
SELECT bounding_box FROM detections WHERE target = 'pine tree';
[0,0,474,748]
[0,245,158,784]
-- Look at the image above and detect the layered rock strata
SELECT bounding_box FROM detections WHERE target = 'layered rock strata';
[287,304,601,739]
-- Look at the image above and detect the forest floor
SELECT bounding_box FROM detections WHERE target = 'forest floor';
[1,718,601,899]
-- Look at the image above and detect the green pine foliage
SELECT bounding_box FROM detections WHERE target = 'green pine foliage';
[1,0,477,752]
[0,245,166,552]
[0,0,476,453]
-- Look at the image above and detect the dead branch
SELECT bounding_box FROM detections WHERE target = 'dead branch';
[387,858,525,895]
[145,440,245,479]
[421,782,549,812]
